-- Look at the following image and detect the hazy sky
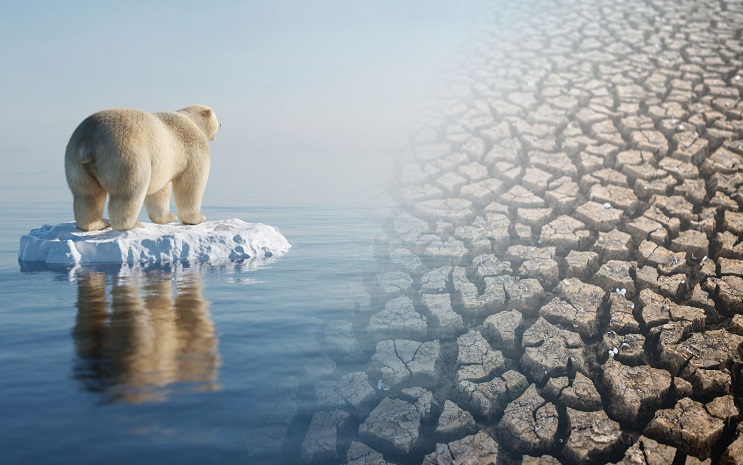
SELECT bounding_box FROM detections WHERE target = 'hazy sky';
[1,1,492,206]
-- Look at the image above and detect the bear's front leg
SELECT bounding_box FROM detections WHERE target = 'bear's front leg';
[145,183,177,224]
[173,168,208,226]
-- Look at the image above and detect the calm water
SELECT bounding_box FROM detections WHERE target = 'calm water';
[0,169,388,464]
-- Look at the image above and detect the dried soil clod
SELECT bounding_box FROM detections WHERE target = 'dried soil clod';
[575,201,625,232]
[435,400,477,441]
[422,431,501,465]
[601,358,672,427]
[521,317,586,383]
[497,384,558,454]
[359,398,422,455]
[540,215,591,250]
[563,407,625,465]
[645,397,737,460]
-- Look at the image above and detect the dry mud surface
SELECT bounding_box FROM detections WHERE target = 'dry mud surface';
[251,0,743,463]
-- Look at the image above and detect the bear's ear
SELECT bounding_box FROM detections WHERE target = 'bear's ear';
[201,107,213,118]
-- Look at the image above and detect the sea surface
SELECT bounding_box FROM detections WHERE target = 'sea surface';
[0,167,388,464]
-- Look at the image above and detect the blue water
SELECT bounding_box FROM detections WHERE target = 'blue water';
[0,174,386,464]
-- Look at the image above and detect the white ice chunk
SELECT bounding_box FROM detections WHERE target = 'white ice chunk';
[18,219,291,265]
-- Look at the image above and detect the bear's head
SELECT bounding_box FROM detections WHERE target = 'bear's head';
[179,105,220,141]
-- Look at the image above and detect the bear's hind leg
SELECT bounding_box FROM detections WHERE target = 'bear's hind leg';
[70,170,109,231]
[145,183,177,224]
[105,158,150,231]
[109,188,147,231]
[74,192,109,231]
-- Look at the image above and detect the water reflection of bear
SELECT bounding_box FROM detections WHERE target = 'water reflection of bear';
[72,268,220,403]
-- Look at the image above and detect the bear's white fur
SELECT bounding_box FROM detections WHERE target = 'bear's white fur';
[65,105,220,231]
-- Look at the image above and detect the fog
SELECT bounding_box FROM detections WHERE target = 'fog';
[0,1,492,206]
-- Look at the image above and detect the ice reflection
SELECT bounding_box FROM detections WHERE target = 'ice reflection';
[72,265,220,403]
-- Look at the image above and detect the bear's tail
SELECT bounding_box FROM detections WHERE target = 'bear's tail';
[75,145,93,164]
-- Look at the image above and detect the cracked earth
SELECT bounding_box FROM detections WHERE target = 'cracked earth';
[248,0,743,463]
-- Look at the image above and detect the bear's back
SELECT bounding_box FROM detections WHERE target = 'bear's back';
[80,108,160,139]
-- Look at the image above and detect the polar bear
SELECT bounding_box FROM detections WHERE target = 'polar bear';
[65,105,220,231]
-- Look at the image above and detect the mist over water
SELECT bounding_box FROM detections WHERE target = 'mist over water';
[1,0,494,207]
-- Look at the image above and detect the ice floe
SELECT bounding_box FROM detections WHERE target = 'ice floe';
[18,218,291,266]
